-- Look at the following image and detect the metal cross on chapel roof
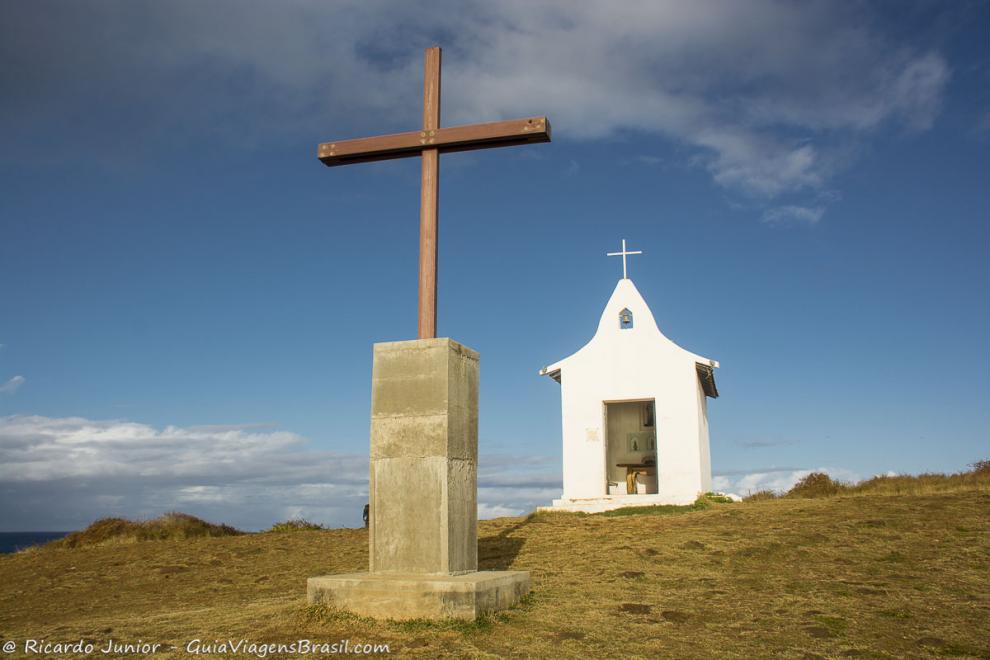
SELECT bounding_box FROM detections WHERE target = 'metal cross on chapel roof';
[607,239,643,280]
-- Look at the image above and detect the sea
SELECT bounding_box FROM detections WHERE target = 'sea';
[0,531,70,554]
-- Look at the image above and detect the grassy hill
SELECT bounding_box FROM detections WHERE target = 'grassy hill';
[1,475,988,657]
[51,512,242,549]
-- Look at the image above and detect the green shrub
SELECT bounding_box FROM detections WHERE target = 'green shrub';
[786,472,844,498]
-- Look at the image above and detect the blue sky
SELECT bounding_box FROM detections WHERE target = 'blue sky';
[1,1,988,531]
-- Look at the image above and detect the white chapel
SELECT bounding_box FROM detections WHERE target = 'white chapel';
[539,240,720,513]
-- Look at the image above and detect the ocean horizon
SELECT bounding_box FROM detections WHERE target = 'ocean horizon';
[0,531,71,554]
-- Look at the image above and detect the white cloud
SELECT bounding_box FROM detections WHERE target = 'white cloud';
[0,414,366,530]
[0,375,25,394]
[0,415,560,531]
[477,453,562,518]
[714,466,860,496]
[887,53,951,131]
[435,2,949,200]
[175,486,229,503]
[762,205,825,226]
[477,503,526,519]
[0,1,951,203]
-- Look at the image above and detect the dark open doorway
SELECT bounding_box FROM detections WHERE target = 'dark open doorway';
[605,400,658,494]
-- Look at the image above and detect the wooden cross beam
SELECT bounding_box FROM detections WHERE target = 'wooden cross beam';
[317,46,551,339]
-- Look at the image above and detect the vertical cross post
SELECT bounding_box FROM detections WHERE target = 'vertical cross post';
[418,47,441,339]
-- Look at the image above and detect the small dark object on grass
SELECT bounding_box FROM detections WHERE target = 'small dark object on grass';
[555,631,585,641]
[619,603,652,615]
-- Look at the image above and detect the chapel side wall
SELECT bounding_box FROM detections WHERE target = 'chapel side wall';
[652,358,705,503]
[558,374,570,499]
[560,372,608,499]
[696,379,713,493]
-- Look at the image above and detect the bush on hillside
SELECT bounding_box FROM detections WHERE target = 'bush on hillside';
[53,512,241,549]
[266,519,326,533]
[786,472,844,498]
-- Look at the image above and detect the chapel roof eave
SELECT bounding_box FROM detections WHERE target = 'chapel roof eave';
[538,365,562,384]
[696,362,719,398]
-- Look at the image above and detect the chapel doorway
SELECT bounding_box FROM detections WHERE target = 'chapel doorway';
[605,400,658,495]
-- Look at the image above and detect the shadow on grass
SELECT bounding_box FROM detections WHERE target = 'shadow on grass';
[478,516,536,570]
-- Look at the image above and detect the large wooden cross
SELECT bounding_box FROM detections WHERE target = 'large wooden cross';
[318,46,551,339]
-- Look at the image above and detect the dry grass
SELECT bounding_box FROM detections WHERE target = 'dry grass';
[1,478,988,657]
[745,460,990,502]
[846,460,990,496]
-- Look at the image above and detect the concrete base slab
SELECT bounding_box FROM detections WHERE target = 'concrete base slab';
[538,493,697,514]
[307,570,529,621]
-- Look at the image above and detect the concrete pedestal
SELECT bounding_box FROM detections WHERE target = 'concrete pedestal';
[307,338,529,620]
[307,571,530,620]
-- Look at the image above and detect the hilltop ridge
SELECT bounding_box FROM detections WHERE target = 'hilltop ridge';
[1,468,988,657]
